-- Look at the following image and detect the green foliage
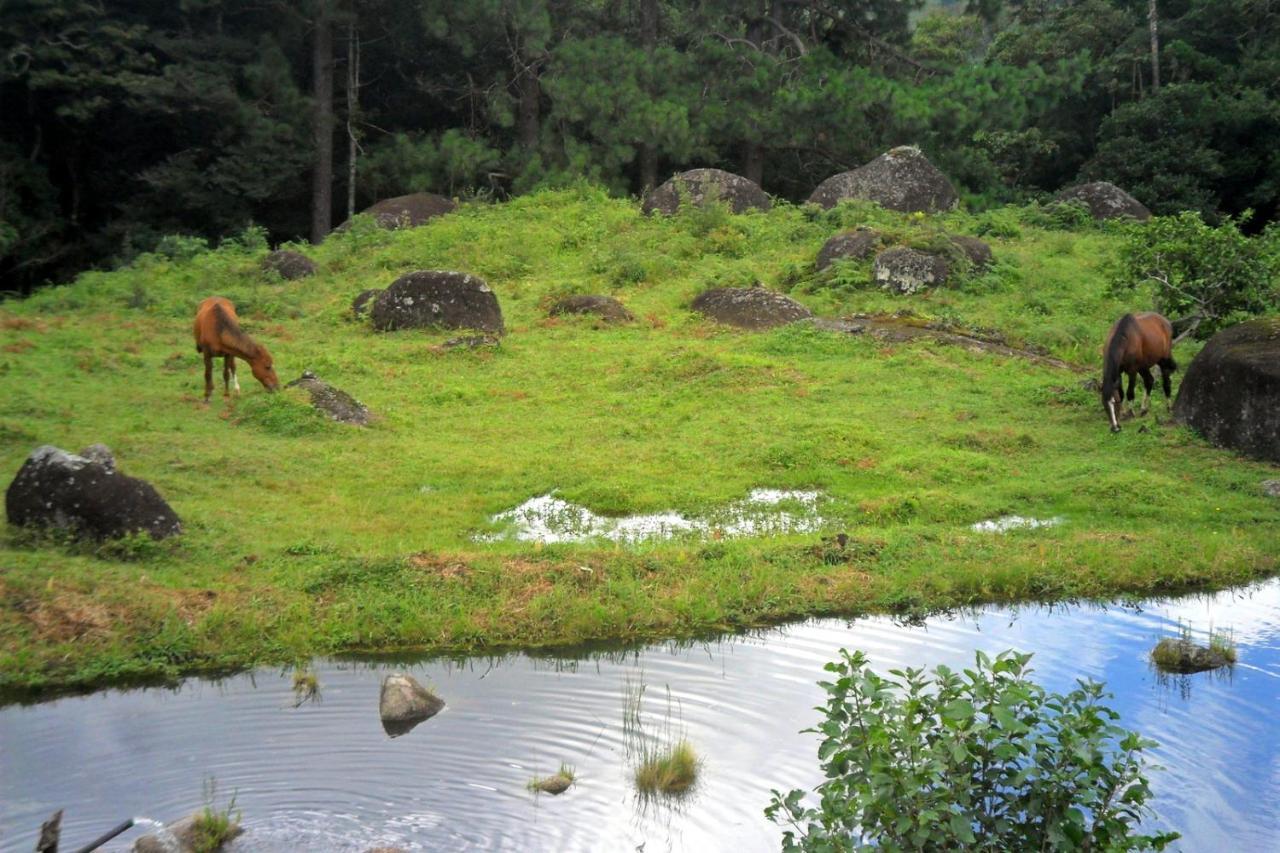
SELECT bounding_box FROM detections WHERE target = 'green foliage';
[766,649,1179,852]
[1113,212,1280,338]
[193,777,241,853]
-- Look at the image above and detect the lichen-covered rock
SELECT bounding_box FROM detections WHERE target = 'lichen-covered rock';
[1262,479,1280,498]
[816,229,882,270]
[1173,318,1280,462]
[433,334,501,352]
[380,673,445,737]
[808,146,958,213]
[1055,182,1151,221]
[691,285,813,330]
[352,289,382,316]
[358,192,457,229]
[949,236,993,271]
[6,445,182,540]
[370,270,504,335]
[262,250,316,280]
[134,812,243,853]
[286,371,371,426]
[1151,638,1233,674]
[642,168,771,216]
[548,294,634,323]
[531,773,573,795]
[872,247,950,294]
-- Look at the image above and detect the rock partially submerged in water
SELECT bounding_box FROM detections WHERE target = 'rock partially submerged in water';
[6,445,181,540]
[371,270,504,335]
[548,294,634,323]
[691,285,813,330]
[1173,318,1280,462]
[642,168,771,216]
[808,146,958,213]
[1151,638,1234,674]
[530,771,574,795]
[133,812,243,853]
[262,249,316,281]
[380,673,445,737]
[873,247,950,294]
[286,371,371,426]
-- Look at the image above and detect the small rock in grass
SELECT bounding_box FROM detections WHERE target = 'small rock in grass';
[285,371,371,426]
[548,294,634,323]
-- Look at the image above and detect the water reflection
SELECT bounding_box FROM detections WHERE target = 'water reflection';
[1,581,1278,852]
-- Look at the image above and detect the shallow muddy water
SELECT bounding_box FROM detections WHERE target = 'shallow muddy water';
[3,581,1279,852]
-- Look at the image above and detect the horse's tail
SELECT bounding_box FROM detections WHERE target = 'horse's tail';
[1101,313,1136,407]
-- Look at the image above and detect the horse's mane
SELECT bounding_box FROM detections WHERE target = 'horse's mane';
[1101,313,1137,404]
[213,302,261,359]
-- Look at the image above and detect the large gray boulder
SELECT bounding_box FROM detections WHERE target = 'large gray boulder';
[872,247,950,294]
[380,673,445,737]
[1173,318,1280,462]
[262,250,316,281]
[808,146,958,213]
[549,294,634,323]
[370,271,504,335]
[6,445,181,540]
[356,192,457,229]
[692,285,813,330]
[286,371,371,426]
[1055,182,1151,221]
[816,229,882,271]
[642,168,771,216]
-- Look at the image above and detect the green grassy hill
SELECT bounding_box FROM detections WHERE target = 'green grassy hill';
[1,186,1275,696]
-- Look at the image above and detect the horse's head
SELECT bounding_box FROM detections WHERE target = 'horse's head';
[251,346,281,392]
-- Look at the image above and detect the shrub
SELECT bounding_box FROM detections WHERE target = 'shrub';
[1112,212,1279,340]
[766,649,1177,852]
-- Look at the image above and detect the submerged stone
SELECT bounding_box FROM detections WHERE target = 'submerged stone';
[1151,638,1233,674]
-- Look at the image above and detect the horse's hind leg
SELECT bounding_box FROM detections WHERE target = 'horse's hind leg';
[203,352,214,403]
[1138,368,1155,415]
[1158,357,1176,400]
[1124,372,1137,413]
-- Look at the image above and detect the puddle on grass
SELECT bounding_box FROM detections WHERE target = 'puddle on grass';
[971,515,1065,533]
[479,488,827,544]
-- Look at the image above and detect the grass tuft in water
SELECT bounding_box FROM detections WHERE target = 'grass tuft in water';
[634,739,699,795]
[527,763,576,795]
[291,668,321,706]
[192,778,241,853]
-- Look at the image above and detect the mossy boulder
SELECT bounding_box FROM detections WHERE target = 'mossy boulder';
[642,168,771,216]
[356,192,457,230]
[816,228,882,270]
[134,812,243,853]
[380,673,445,737]
[549,294,634,322]
[873,247,950,294]
[1173,318,1280,462]
[6,445,181,540]
[286,371,370,426]
[949,235,993,271]
[370,271,504,335]
[808,146,958,213]
[692,285,813,329]
[1151,638,1233,674]
[1055,182,1151,221]
[262,249,316,281]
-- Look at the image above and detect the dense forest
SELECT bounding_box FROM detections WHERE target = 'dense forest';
[2,0,1278,291]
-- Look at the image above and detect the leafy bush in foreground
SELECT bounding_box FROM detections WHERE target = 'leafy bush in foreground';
[766,650,1177,852]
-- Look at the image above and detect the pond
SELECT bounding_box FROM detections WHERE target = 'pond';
[2,580,1278,852]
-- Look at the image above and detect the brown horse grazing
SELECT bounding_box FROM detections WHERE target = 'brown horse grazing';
[193,297,280,401]
[1101,312,1177,432]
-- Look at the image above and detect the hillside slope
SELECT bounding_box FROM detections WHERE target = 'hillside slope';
[1,187,1275,696]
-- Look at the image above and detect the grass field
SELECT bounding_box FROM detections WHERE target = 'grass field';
[1,186,1275,697]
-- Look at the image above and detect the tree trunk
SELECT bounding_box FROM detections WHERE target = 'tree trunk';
[516,59,540,151]
[310,4,335,244]
[345,16,359,220]
[637,0,659,191]
[743,141,765,185]
[1148,0,1160,93]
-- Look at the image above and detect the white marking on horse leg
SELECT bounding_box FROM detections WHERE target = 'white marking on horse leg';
[1108,399,1119,431]
[232,372,241,393]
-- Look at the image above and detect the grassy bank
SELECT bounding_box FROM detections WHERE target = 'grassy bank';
[1,186,1275,698]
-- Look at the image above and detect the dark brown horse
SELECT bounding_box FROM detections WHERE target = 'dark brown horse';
[193,297,280,401]
[1101,312,1177,432]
